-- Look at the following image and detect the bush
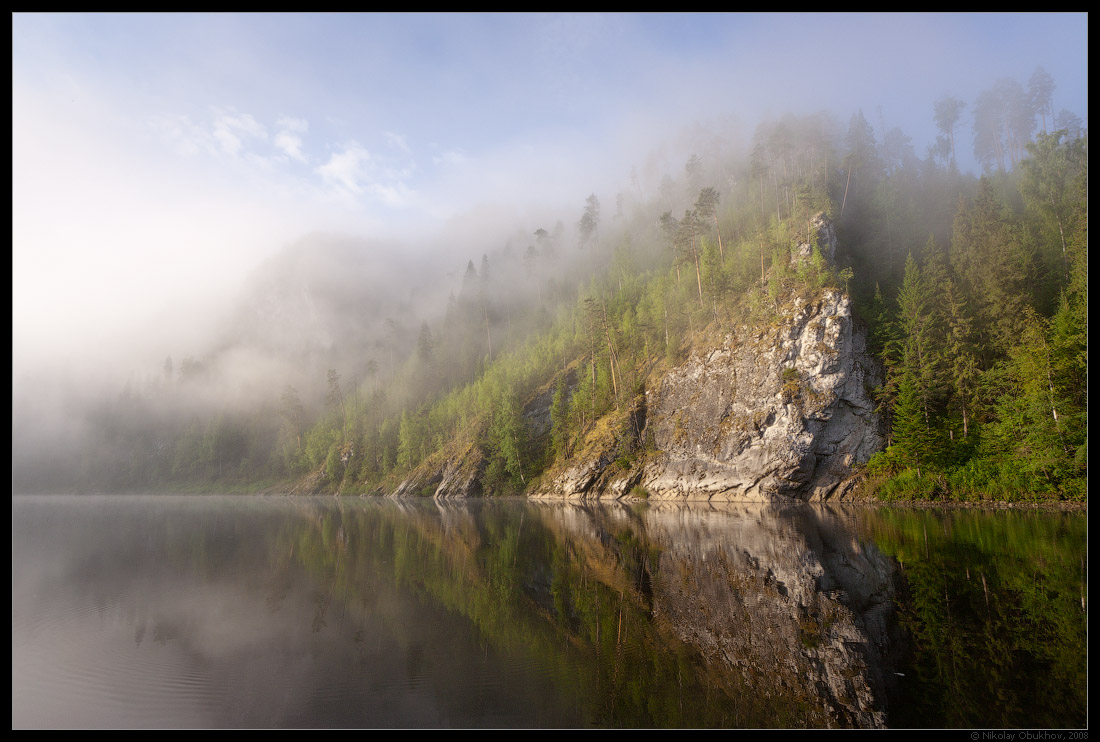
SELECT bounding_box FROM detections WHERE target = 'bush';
[875,467,942,500]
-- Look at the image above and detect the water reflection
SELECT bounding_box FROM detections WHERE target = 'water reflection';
[855,506,1088,728]
[11,496,1086,728]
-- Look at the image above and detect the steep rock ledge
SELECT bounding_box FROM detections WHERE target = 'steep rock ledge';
[640,287,883,501]
[532,287,883,502]
[533,214,883,502]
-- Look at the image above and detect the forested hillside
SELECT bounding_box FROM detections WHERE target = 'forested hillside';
[15,70,1086,502]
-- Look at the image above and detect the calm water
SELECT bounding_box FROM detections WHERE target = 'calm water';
[11,495,1087,729]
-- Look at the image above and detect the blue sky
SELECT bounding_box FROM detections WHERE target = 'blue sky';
[12,12,1088,372]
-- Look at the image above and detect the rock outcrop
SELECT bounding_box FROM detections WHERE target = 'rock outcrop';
[794,211,838,263]
[533,215,883,502]
[398,215,882,503]
[391,437,486,499]
[640,287,882,501]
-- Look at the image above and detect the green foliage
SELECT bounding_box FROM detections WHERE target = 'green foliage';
[796,244,829,291]
[483,386,529,495]
[779,366,801,403]
[550,379,571,461]
[950,179,1039,355]
[305,423,342,479]
[984,305,1087,493]
[63,84,1084,504]
[578,193,601,248]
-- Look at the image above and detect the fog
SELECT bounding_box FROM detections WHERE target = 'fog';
[12,13,1087,490]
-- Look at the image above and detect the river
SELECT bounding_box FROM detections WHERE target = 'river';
[11,495,1087,729]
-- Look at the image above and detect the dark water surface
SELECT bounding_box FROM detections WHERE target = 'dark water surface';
[11,495,1087,729]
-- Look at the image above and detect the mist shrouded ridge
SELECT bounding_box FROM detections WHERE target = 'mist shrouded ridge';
[11,14,1087,500]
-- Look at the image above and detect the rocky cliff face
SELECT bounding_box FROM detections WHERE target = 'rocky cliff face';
[534,216,883,502]
[398,215,883,503]
[640,287,883,501]
[391,437,486,499]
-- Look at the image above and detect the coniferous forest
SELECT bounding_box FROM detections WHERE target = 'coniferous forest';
[13,69,1087,502]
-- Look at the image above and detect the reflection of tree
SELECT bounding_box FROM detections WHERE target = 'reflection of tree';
[284,499,765,726]
[274,498,1084,729]
[287,498,903,726]
[859,508,1087,728]
[17,497,1083,728]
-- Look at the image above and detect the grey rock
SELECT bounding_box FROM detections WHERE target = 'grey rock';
[641,287,882,502]
[532,283,883,503]
[537,500,899,728]
[793,211,838,263]
[534,214,882,503]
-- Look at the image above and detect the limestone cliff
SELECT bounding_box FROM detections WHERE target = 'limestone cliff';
[533,215,884,502]
[394,215,884,502]
[640,286,883,501]
[391,433,486,499]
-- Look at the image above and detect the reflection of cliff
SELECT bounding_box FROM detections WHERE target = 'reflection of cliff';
[253,499,1090,729]
[537,500,899,728]
[277,498,903,727]
[17,497,1082,728]
[651,503,897,728]
[277,498,902,727]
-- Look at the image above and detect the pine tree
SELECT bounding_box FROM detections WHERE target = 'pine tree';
[890,370,941,471]
[886,252,947,466]
[950,179,1038,357]
[397,410,416,471]
[897,251,946,424]
[933,95,966,171]
[922,237,979,442]
[1019,130,1087,288]
[578,194,601,250]
[694,187,724,259]
[486,387,527,493]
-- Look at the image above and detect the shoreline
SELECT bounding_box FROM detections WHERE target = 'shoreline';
[859,498,1087,512]
[14,491,1087,514]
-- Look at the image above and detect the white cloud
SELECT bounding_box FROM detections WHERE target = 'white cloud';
[369,181,415,208]
[315,142,371,194]
[274,130,306,162]
[148,113,214,158]
[211,110,267,157]
[273,116,309,162]
[382,162,416,181]
[275,115,309,133]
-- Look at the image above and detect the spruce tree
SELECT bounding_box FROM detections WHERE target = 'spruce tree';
[950,179,1038,357]
[922,236,979,443]
[887,252,947,466]
[890,370,941,471]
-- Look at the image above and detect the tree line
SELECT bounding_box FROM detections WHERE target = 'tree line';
[44,68,1085,501]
